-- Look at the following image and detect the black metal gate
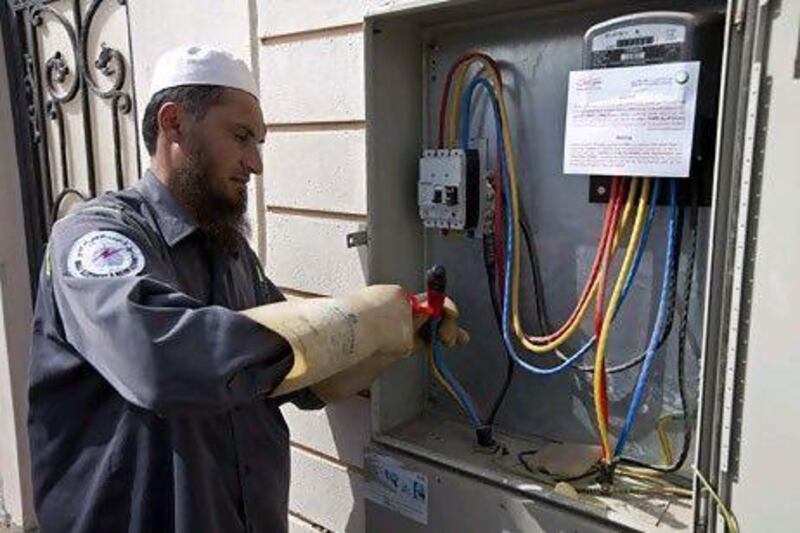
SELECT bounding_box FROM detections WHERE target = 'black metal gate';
[1,0,137,295]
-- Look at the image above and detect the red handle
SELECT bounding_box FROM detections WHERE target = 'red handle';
[426,290,445,320]
[408,265,447,320]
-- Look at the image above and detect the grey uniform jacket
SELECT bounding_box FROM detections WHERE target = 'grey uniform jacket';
[27,171,323,533]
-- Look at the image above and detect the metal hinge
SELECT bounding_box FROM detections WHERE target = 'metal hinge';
[346,230,368,248]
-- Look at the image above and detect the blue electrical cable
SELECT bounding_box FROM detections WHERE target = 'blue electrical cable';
[430,319,482,427]
[619,178,661,306]
[614,179,680,458]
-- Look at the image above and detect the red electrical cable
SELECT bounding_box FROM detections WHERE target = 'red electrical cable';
[593,178,625,461]
[594,179,626,335]
[493,144,506,300]
[596,364,610,463]
[520,177,624,346]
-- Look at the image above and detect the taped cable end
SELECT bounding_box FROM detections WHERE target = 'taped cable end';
[476,425,496,448]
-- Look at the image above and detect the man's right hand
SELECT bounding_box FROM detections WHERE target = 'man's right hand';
[312,291,470,403]
[242,284,469,400]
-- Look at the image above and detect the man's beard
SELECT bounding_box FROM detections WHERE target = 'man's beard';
[169,146,251,253]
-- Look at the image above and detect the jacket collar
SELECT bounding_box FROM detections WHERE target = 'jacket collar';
[134,169,198,247]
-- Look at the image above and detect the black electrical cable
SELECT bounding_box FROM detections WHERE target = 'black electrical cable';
[494,183,678,375]
[460,175,552,440]
[620,182,699,474]
[519,202,551,336]
[482,179,515,429]
[669,194,699,472]
[480,179,557,428]
[513,180,700,476]
[479,177,691,434]
[476,161,699,470]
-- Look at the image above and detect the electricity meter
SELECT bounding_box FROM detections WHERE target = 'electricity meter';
[583,11,723,204]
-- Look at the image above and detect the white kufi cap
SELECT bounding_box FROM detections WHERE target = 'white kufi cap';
[148,45,258,101]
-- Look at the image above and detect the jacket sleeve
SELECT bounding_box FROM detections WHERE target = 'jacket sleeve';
[49,209,294,416]
[249,254,326,411]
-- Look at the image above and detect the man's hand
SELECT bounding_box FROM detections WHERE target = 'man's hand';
[310,350,398,403]
[411,293,470,349]
[312,293,469,403]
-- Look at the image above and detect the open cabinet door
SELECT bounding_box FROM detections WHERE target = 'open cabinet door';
[725,1,800,531]
[694,0,800,530]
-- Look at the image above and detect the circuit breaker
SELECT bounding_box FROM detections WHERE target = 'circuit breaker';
[418,149,479,230]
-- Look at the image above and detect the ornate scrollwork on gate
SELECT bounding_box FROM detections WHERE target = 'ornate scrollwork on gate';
[8,0,137,225]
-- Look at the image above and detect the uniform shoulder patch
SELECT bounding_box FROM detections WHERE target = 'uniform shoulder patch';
[66,230,146,279]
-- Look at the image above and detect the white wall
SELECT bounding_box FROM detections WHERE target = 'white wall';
[258,2,370,529]
[257,1,430,530]
[0,29,36,530]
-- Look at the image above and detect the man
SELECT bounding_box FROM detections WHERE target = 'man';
[27,45,465,532]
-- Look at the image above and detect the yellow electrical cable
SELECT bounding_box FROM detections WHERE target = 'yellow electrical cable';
[693,466,740,533]
[617,468,694,497]
[617,465,672,482]
[592,178,652,461]
[578,466,694,498]
[448,62,470,148]
[513,179,638,353]
[656,414,683,465]
[458,57,640,353]
[428,349,472,419]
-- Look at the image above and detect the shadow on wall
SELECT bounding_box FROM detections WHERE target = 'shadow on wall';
[328,397,369,533]
[287,394,370,532]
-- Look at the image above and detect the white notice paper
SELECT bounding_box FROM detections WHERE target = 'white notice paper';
[563,62,700,178]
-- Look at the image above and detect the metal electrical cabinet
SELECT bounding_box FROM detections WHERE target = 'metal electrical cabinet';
[363,0,798,531]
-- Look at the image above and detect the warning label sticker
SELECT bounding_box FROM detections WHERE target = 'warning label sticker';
[563,61,700,178]
[364,451,428,525]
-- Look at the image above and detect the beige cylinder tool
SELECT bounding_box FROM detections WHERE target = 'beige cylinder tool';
[241,285,415,397]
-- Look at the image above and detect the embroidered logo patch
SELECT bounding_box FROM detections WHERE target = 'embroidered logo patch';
[67,230,146,279]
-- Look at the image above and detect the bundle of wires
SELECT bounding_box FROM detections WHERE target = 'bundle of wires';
[432,51,698,474]
[432,52,654,423]
[442,57,655,370]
